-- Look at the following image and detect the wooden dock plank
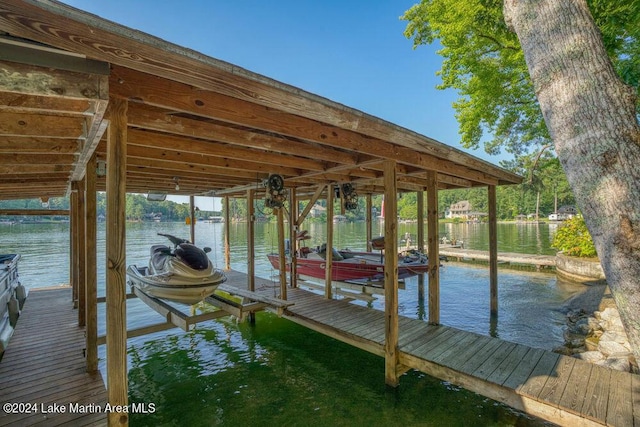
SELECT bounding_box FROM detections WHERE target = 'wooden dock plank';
[516,351,560,399]
[578,362,611,423]
[458,338,503,375]
[0,287,106,427]
[435,335,494,372]
[400,325,449,354]
[606,369,633,427]
[472,341,517,381]
[409,329,459,361]
[429,330,480,365]
[502,346,545,390]
[558,359,593,416]
[485,343,531,385]
[537,355,575,407]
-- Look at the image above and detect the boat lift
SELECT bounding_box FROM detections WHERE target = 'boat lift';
[97,277,294,344]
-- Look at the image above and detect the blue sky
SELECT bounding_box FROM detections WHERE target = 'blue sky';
[58,1,506,209]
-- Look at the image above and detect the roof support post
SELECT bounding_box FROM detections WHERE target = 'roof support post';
[247,190,255,292]
[77,178,86,327]
[70,186,78,307]
[325,184,334,299]
[417,190,426,318]
[224,196,231,270]
[277,206,287,300]
[105,97,128,427]
[366,194,372,252]
[189,195,196,244]
[426,171,440,325]
[383,159,399,387]
[85,154,98,373]
[488,185,498,317]
[417,191,425,253]
[289,188,298,289]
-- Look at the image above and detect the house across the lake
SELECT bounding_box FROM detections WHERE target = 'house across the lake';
[445,201,487,221]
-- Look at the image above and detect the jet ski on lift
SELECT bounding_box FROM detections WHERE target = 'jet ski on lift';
[126,233,226,304]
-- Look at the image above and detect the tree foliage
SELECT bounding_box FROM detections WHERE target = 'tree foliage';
[552,216,597,258]
[402,0,640,158]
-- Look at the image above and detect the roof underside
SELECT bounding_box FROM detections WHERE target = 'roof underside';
[0,0,521,201]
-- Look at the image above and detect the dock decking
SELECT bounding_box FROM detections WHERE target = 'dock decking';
[221,277,637,427]
[438,247,556,269]
[2,275,637,426]
[0,287,106,427]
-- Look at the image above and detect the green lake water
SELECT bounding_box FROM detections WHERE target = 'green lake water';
[0,221,577,426]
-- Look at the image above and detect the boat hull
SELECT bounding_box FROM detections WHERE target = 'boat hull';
[126,265,226,304]
[267,252,429,282]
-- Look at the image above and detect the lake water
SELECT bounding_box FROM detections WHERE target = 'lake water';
[0,220,582,426]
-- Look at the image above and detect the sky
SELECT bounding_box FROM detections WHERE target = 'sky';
[58,0,508,209]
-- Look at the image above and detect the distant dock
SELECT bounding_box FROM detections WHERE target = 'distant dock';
[438,247,556,270]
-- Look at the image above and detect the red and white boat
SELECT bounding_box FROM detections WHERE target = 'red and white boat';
[267,240,430,285]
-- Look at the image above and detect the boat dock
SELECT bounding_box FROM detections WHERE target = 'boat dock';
[0,287,107,427]
[221,276,638,427]
[1,272,638,427]
[437,247,556,270]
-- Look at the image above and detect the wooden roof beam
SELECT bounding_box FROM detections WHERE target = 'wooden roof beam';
[108,68,515,185]
[0,137,81,154]
[126,129,331,172]
[126,104,360,166]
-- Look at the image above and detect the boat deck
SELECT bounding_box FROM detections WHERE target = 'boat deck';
[0,287,106,426]
[222,276,638,427]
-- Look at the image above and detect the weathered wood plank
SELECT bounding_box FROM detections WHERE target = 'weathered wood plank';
[400,325,449,354]
[410,328,458,359]
[0,288,106,427]
[580,364,611,423]
[516,350,560,399]
[429,330,480,366]
[606,369,633,427]
[558,359,593,416]
[435,335,494,372]
[472,341,517,381]
[457,338,504,375]
[485,343,530,385]
[502,346,545,390]
[537,355,575,407]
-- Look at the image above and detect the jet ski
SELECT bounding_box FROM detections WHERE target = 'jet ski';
[127,233,226,304]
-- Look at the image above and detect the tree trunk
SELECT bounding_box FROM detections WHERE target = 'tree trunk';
[504,0,640,361]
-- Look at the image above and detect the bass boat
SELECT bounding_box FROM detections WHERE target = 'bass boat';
[127,233,226,304]
[268,236,432,285]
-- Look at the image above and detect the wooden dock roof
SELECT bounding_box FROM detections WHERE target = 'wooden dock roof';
[0,0,522,201]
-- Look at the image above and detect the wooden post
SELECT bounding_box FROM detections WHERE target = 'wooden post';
[277,207,287,299]
[106,98,128,426]
[224,196,231,270]
[426,171,440,325]
[417,191,425,315]
[247,190,255,292]
[189,195,196,244]
[85,154,98,373]
[289,189,298,288]
[366,194,372,252]
[383,160,399,387]
[489,185,498,317]
[417,191,425,253]
[77,178,86,327]
[325,184,334,299]
[70,186,78,306]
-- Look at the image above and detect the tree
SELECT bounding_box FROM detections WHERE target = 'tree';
[404,0,640,359]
